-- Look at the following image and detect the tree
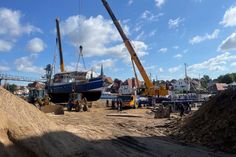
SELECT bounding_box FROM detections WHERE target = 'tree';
[229,73,236,82]
[5,84,18,93]
[217,74,233,84]
[200,75,211,89]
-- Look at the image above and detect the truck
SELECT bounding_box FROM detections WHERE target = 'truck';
[116,94,138,110]
[27,82,64,114]
[28,82,49,108]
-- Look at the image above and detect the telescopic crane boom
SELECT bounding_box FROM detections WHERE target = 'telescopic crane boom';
[101,0,168,96]
[55,17,65,72]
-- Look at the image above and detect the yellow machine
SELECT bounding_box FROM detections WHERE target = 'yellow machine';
[101,0,168,97]
[117,95,138,109]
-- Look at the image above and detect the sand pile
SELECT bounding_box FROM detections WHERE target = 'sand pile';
[172,89,236,153]
[0,87,91,157]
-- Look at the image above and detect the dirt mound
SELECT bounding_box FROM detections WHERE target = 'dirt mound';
[0,87,90,157]
[92,100,107,108]
[41,104,64,115]
[172,89,236,153]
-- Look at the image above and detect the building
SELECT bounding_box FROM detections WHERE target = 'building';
[207,83,228,94]
[118,78,142,95]
[228,82,236,90]
[172,79,190,92]
[13,86,29,95]
[123,78,142,89]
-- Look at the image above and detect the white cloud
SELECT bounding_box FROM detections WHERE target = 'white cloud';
[141,10,163,21]
[220,5,236,27]
[174,54,183,58]
[145,65,156,70]
[149,30,156,37]
[0,39,13,52]
[91,59,116,71]
[0,8,41,52]
[183,49,189,54]
[140,65,164,74]
[136,30,157,40]
[173,46,179,49]
[26,37,46,53]
[134,25,142,32]
[155,0,166,8]
[189,29,220,44]
[194,0,203,3]
[0,65,10,72]
[231,62,236,67]
[65,62,86,72]
[168,17,184,29]
[136,31,145,40]
[218,32,236,52]
[0,8,41,38]
[60,15,148,63]
[107,40,148,63]
[14,55,44,74]
[158,67,164,73]
[168,65,181,73]
[159,48,168,53]
[128,0,133,5]
[123,19,130,24]
[188,52,236,73]
[60,15,120,48]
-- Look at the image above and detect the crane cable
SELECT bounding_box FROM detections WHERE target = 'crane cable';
[75,0,87,71]
[76,45,86,71]
[131,58,139,88]
[129,39,140,88]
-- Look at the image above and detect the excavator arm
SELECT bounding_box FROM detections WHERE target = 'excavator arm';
[101,0,168,96]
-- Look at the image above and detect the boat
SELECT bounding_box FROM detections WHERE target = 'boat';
[45,68,104,103]
[45,18,104,103]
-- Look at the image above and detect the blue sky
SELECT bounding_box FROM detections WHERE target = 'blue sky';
[1,0,236,83]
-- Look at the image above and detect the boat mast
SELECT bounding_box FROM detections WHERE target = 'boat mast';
[55,17,65,72]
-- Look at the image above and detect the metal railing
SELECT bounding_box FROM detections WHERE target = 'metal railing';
[0,73,42,83]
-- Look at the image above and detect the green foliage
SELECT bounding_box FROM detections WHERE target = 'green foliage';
[4,83,17,93]
[200,75,211,89]
[217,73,236,84]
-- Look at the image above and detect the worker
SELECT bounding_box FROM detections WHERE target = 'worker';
[111,100,115,109]
[179,103,185,117]
[186,102,191,113]
[106,99,109,107]
[117,98,123,111]
[43,94,50,106]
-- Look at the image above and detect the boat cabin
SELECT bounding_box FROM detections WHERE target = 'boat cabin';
[53,71,99,83]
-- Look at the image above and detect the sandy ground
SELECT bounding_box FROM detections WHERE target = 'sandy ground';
[47,100,234,157]
[2,87,234,157]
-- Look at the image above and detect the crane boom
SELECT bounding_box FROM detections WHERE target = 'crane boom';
[101,0,153,89]
[55,17,65,72]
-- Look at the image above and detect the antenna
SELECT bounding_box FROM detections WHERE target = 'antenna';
[100,64,104,77]
[184,63,188,80]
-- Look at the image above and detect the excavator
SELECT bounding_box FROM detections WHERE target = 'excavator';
[101,0,168,99]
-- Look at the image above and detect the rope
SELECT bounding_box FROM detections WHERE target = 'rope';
[75,0,87,71]
[75,45,86,71]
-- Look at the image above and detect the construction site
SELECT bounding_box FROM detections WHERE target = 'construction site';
[0,0,236,157]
